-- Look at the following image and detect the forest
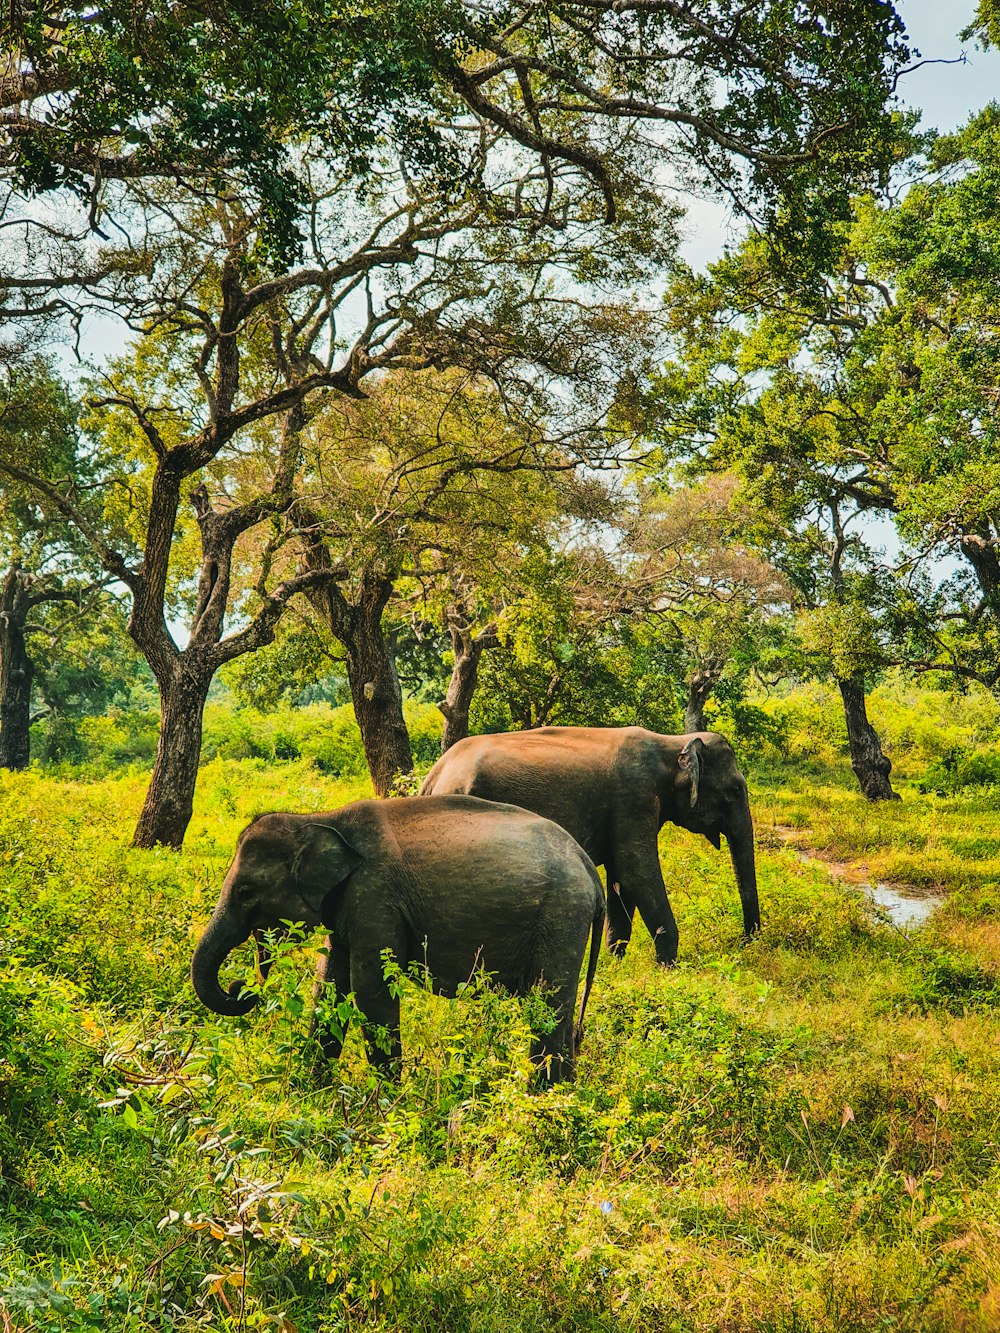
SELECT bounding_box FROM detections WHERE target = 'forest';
[2,1,1000,1329]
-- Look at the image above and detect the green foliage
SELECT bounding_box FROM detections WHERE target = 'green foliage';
[34,707,161,771]
[920,749,1000,796]
[758,677,1000,784]
[5,0,465,262]
[6,0,913,274]
[650,110,1000,695]
[26,698,443,780]
[201,700,443,775]
[0,356,129,768]
[471,552,687,735]
[31,603,151,719]
[967,1,1000,44]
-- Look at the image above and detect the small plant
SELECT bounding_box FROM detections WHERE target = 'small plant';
[387,770,422,798]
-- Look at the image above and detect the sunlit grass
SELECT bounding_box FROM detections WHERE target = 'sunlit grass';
[4,744,1000,1330]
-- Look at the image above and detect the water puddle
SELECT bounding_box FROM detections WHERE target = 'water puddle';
[784,839,946,931]
[863,882,945,931]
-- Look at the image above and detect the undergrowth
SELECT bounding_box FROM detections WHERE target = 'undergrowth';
[4,689,1000,1330]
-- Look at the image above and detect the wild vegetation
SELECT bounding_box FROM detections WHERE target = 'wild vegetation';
[4,2,1000,1329]
[3,684,1000,1331]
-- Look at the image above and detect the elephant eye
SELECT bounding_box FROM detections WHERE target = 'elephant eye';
[236,883,255,905]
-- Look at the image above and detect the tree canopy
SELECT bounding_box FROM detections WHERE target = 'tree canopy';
[0,0,949,827]
[4,1,912,265]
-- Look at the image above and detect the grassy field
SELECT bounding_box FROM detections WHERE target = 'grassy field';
[3,714,1000,1331]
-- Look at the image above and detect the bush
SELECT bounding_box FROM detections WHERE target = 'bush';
[920,747,1000,795]
[33,708,160,775]
[31,698,443,784]
[753,676,1000,783]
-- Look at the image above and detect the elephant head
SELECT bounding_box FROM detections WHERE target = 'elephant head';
[674,734,760,939]
[191,813,362,1016]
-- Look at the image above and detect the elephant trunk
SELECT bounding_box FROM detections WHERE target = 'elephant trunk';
[191,911,259,1016]
[726,796,761,940]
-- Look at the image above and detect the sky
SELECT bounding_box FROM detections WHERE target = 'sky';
[678,0,1000,269]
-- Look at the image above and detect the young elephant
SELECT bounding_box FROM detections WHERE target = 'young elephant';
[191,795,605,1083]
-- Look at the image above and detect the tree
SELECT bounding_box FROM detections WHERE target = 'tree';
[1,1,463,262]
[851,110,1000,656]
[438,594,501,753]
[966,3,1000,45]
[651,105,1000,691]
[294,370,599,793]
[467,540,662,737]
[3,2,912,265]
[1,0,918,839]
[446,472,789,742]
[0,357,106,770]
[4,133,663,837]
[2,187,365,842]
[221,615,348,712]
[625,477,790,732]
[645,247,947,798]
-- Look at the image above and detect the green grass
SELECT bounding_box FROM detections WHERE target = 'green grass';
[4,745,1000,1331]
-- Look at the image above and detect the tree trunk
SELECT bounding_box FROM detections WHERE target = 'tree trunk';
[304,556,414,797]
[439,620,497,753]
[125,434,317,850]
[684,668,716,733]
[837,673,899,802]
[133,663,212,848]
[344,613,412,797]
[959,529,1000,624]
[0,571,33,771]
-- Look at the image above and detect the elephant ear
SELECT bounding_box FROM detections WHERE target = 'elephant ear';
[292,821,364,923]
[678,736,705,810]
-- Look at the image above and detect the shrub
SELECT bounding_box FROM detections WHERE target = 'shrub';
[33,708,160,775]
[920,747,1000,795]
[33,698,443,783]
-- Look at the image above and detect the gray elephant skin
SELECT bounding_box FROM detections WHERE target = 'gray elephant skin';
[191,795,605,1083]
[420,727,759,966]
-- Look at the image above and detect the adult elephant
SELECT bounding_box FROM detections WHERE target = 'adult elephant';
[420,727,759,966]
[191,796,605,1083]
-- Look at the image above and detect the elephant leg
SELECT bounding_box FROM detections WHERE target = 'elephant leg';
[529,978,579,1085]
[604,879,635,959]
[350,951,403,1078]
[312,935,352,1066]
[612,825,679,966]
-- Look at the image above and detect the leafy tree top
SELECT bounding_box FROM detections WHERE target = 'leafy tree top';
[3,0,913,265]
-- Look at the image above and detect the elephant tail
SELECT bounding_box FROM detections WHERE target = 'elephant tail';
[574,884,605,1056]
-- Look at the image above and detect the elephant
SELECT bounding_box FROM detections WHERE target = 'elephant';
[420,727,759,966]
[191,795,605,1083]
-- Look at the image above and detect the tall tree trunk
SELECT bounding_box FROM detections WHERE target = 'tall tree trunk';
[0,570,33,771]
[439,618,497,753]
[124,422,318,850]
[343,611,412,797]
[837,673,899,802]
[959,529,1000,624]
[304,550,414,797]
[684,668,716,733]
[132,662,213,849]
